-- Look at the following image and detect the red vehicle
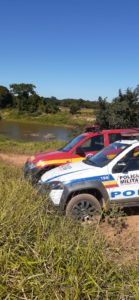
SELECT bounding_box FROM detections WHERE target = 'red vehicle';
[24,127,139,183]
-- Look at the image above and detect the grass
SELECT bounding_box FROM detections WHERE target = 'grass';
[1,108,95,127]
[0,136,65,155]
[0,162,139,299]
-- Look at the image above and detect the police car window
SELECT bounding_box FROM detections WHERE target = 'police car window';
[112,146,139,173]
[125,147,139,171]
[80,135,104,152]
[109,133,121,144]
[84,142,129,167]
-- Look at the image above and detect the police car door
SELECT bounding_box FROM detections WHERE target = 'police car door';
[108,146,139,203]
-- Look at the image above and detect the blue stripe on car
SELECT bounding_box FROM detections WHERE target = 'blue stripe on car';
[64,174,114,185]
[45,172,114,184]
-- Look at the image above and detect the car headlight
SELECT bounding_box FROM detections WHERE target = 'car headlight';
[49,181,64,190]
[37,180,63,193]
[29,162,36,169]
[25,161,35,170]
[49,181,64,205]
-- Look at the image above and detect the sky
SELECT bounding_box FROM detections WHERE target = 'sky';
[0,0,139,101]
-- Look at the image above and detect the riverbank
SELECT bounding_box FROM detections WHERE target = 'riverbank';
[0,108,95,128]
[0,136,65,155]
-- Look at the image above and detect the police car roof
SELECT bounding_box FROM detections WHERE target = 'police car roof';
[118,132,139,144]
[116,139,139,145]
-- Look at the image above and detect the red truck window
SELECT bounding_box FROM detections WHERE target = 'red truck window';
[80,135,104,152]
[108,133,121,144]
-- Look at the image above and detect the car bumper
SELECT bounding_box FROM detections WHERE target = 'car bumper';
[23,161,39,178]
[38,182,69,213]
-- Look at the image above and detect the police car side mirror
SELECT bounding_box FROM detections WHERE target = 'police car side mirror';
[76,146,85,157]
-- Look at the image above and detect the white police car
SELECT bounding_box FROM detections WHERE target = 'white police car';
[39,136,139,221]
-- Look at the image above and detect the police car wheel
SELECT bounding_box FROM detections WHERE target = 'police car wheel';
[65,194,101,222]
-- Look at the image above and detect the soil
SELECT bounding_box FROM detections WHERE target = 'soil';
[100,213,139,262]
[0,152,28,166]
[0,152,139,262]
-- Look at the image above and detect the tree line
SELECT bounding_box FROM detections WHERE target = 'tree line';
[0,83,139,128]
[0,83,98,115]
[96,85,139,128]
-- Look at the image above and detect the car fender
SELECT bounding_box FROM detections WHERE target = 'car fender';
[59,180,110,212]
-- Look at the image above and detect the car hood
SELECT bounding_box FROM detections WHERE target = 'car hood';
[29,150,68,163]
[41,160,105,185]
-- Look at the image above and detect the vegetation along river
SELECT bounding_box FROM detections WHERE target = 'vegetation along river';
[0,120,71,141]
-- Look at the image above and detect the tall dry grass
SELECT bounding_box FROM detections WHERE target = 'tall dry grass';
[0,163,139,299]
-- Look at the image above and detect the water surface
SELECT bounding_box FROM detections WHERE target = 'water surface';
[0,120,71,141]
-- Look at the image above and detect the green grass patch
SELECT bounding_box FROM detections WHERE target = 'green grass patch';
[1,108,95,127]
[0,162,139,299]
[0,136,65,155]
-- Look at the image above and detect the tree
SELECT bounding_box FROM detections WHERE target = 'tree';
[109,89,139,128]
[27,94,40,113]
[69,103,80,115]
[96,97,110,129]
[45,99,60,114]
[0,86,13,108]
[10,83,36,97]
[10,83,36,112]
[134,85,139,99]
[96,89,139,129]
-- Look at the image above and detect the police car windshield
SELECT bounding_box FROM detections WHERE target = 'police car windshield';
[61,135,85,152]
[84,142,129,167]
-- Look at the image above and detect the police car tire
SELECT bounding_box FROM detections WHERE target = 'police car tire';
[65,193,101,221]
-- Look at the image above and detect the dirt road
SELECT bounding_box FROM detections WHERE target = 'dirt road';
[0,152,28,166]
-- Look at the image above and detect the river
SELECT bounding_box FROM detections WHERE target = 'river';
[0,120,71,141]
